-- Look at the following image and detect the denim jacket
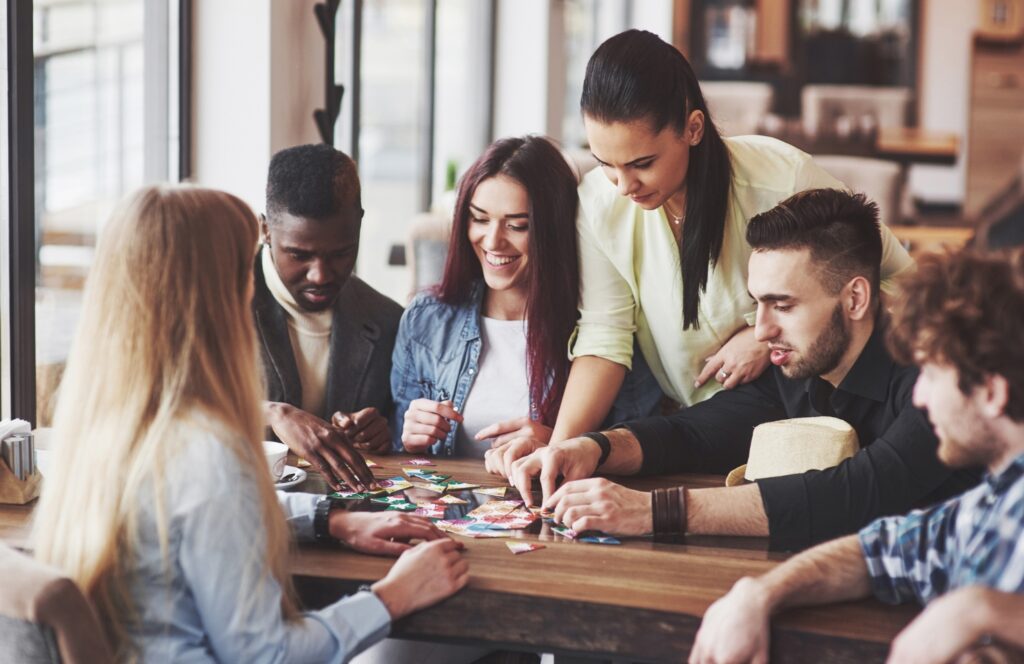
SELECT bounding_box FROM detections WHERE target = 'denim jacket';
[390,281,664,455]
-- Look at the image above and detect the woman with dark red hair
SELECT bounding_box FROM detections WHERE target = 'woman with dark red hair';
[389,135,660,468]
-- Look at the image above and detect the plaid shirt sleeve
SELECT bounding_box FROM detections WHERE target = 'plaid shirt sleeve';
[857,497,962,605]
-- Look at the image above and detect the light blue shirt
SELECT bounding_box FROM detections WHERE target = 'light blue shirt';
[129,419,391,662]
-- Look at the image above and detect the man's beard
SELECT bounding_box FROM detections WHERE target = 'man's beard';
[781,302,850,380]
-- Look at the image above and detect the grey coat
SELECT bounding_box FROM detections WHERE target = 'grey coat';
[252,254,403,421]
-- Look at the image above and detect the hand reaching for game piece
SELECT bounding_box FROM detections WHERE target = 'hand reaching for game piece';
[371,539,469,620]
[401,399,463,453]
[507,436,604,506]
[544,477,652,536]
[475,416,553,447]
[483,436,547,478]
[328,511,446,556]
[332,407,391,454]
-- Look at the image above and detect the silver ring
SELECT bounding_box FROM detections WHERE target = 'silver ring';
[718,370,731,379]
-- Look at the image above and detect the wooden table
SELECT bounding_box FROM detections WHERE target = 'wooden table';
[759,127,959,166]
[1,454,919,663]
[292,455,918,663]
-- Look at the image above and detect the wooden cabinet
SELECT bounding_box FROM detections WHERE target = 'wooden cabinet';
[965,36,1024,217]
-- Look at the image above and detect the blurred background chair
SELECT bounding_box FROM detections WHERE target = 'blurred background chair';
[0,542,113,664]
[813,155,903,226]
[700,81,774,136]
[801,85,911,137]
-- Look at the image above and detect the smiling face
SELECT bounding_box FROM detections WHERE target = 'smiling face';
[263,209,361,312]
[467,175,531,305]
[749,248,852,381]
[583,112,703,210]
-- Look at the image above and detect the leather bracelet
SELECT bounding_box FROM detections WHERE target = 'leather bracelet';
[581,432,612,468]
[313,496,339,544]
[651,486,687,535]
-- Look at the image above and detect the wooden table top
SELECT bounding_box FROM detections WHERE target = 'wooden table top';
[1,453,919,662]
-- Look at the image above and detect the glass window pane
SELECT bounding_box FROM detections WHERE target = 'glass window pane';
[34,0,179,425]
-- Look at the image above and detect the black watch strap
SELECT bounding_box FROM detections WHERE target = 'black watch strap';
[581,432,612,468]
[313,496,338,544]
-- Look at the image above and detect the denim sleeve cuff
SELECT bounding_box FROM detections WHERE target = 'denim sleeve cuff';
[276,491,321,543]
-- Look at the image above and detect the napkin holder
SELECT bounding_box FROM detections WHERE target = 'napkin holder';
[0,458,41,504]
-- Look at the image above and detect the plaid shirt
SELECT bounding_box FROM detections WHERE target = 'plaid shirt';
[858,451,1024,605]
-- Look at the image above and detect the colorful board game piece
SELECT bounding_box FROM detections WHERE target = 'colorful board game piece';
[506,541,545,555]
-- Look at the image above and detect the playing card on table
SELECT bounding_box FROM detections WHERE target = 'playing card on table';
[552,525,578,539]
[370,495,409,505]
[409,481,446,493]
[478,506,537,530]
[386,501,418,512]
[403,469,451,483]
[413,504,447,518]
[330,489,370,499]
[377,477,413,493]
[474,486,507,497]
[437,494,468,504]
[579,535,621,545]
[407,458,435,466]
[440,480,480,491]
[466,500,522,520]
[506,541,545,555]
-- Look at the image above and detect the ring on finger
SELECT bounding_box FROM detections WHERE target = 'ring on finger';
[718,369,731,380]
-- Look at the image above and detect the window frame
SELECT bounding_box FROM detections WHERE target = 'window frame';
[3,0,192,425]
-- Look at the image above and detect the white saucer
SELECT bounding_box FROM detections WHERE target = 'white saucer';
[275,465,307,491]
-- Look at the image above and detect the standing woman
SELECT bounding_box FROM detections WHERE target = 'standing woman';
[32,186,467,661]
[534,29,915,446]
[391,136,660,469]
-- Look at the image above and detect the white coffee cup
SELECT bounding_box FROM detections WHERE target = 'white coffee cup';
[263,441,289,481]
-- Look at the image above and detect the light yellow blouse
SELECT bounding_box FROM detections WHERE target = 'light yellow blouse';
[570,135,915,407]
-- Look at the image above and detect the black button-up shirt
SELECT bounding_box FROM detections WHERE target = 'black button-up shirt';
[623,325,981,551]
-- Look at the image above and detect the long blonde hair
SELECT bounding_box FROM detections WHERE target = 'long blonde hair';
[32,185,297,655]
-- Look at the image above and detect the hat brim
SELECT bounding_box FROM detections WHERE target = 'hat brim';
[725,465,748,487]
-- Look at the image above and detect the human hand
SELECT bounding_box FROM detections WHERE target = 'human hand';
[689,576,772,664]
[333,407,391,454]
[507,436,603,507]
[475,416,553,447]
[372,538,469,620]
[694,326,770,390]
[328,510,445,556]
[545,477,652,536]
[266,402,374,492]
[401,399,462,453]
[483,437,546,479]
[887,586,990,664]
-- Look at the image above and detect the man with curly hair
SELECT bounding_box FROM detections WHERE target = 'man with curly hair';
[690,248,1024,664]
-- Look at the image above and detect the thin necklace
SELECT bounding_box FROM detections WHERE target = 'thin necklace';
[663,199,685,225]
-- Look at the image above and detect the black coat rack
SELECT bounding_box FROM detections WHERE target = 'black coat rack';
[313,0,344,144]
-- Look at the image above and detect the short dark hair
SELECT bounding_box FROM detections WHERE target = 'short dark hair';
[580,29,732,331]
[265,143,361,222]
[888,248,1024,422]
[746,189,883,299]
[437,136,579,426]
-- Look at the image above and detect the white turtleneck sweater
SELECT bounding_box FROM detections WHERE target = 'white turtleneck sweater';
[261,245,332,417]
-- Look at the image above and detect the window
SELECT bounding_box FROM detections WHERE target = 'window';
[31,0,185,425]
[335,0,493,303]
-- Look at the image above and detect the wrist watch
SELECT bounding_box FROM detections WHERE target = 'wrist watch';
[581,432,612,467]
[313,496,340,544]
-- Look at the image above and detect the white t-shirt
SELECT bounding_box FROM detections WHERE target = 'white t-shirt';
[455,317,530,459]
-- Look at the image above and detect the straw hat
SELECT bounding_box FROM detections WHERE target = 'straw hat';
[725,416,860,487]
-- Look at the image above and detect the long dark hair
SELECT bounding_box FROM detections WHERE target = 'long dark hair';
[581,29,732,330]
[437,136,579,425]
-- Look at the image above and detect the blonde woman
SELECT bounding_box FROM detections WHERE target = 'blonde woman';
[32,186,468,662]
